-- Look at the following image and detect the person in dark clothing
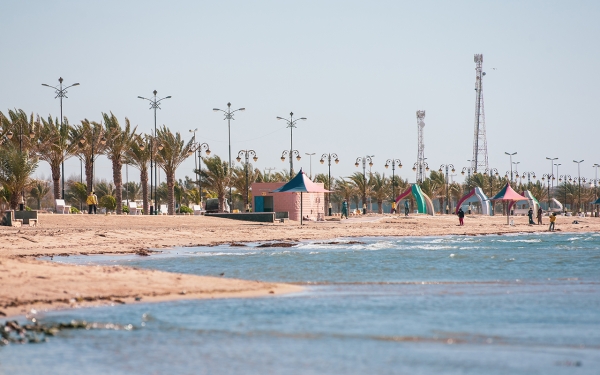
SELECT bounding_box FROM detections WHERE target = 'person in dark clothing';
[404,200,410,216]
[527,208,534,225]
[537,207,543,225]
[458,208,465,226]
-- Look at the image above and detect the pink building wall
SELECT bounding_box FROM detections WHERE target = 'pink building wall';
[251,182,325,221]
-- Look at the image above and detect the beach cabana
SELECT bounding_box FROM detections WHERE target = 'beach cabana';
[271,169,330,225]
[491,183,528,224]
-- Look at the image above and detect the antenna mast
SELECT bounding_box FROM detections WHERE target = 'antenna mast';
[416,110,426,183]
[472,54,488,173]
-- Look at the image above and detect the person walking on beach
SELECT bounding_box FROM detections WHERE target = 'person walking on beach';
[87,191,98,214]
[458,207,465,226]
[391,201,396,214]
[468,204,472,215]
[549,213,556,231]
[341,199,348,219]
[528,208,534,225]
[537,207,543,225]
[404,200,410,216]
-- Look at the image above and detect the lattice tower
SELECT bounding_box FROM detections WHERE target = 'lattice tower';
[416,110,426,183]
[471,54,489,173]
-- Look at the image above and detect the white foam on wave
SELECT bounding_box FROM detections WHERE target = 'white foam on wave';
[192,251,259,257]
[496,239,541,243]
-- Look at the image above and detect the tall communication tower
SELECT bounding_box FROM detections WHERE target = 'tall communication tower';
[471,54,488,173]
[416,110,426,183]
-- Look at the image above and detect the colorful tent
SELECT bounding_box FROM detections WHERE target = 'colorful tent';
[491,183,528,224]
[271,168,330,224]
[455,187,492,215]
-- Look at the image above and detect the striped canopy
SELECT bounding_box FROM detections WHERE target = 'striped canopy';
[491,183,528,201]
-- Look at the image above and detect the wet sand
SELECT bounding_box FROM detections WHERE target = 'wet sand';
[1,213,597,318]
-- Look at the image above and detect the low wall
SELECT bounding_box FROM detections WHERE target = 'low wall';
[206,212,287,223]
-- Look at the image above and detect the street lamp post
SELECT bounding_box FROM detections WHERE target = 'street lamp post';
[42,77,80,200]
[138,90,171,215]
[355,156,374,214]
[305,153,316,179]
[236,150,258,212]
[277,112,307,177]
[412,162,430,184]
[546,156,558,189]
[541,173,555,211]
[385,159,402,203]
[573,160,584,213]
[214,103,245,206]
[521,172,536,190]
[320,153,339,216]
[281,150,301,177]
[189,128,198,204]
[558,175,572,213]
[188,139,210,207]
[439,164,455,214]
[504,152,517,182]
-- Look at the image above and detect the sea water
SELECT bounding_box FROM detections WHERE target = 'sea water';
[1,232,600,374]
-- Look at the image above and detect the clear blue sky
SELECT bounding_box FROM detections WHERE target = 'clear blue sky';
[2,0,599,186]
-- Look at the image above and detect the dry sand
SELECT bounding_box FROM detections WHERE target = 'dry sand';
[1,213,598,318]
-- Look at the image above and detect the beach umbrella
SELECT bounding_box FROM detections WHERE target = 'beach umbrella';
[271,168,330,225]
[491,183,528,224]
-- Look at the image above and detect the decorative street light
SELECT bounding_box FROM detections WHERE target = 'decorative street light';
[384,159,402,203]
[504,152,517,182]
[412,161,429,183]
[281,150,301,177]
[277,112,306,177]
[139,133,164,215]
[213,103,245,205]
[305,152,316,179]
[541,173,555,211]
[482,168,499,200]
[546,156,558,190]
[439,164,455,214]
[236,149,258,212]
[573,160,584,213]
[461,164,476,183]
[356,155,374,214]
[558,174,572,213]
[42,77,80,200]
[188,138,211,206]
[320,153,339,216]
[138,90,171,215]
[521,171,536,190]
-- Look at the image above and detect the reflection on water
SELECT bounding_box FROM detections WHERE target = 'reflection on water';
[2,233,600,375]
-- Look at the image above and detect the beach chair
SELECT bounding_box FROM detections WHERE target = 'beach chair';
[128,201,139,215]
[192,204,204,215]
[55,199,71,214]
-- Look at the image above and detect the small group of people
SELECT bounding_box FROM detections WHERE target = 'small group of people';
[390,200,410,216]
[527,207,543,225]
[86,191,98,214]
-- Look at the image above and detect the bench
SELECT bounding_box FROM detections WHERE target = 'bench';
[192,204,205,215]
[1,210,38,226]
[128,201,139,215]
[55,199,71,214]
[159,204,168,215]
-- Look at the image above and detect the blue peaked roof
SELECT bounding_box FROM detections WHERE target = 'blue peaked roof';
[271,168,330,193]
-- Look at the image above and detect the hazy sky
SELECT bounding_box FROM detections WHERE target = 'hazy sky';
[2,0,599,186]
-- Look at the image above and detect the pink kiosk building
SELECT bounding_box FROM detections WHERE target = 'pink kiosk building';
[251,182,326,221]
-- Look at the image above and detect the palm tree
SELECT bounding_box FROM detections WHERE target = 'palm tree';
[334,178,354,212]
[71,119,107,193]
[102,113,137,214]
[369,172,388,214]
[66,180,88,210]
[428,170,446,212]
[125,134,151,214]
[29,179,51,209]
[94,180,116,201]
[155,125,193,215]
[0,143,39,209]
[35,114,75,201]
[348,172,371,210]
[199,155,230,212]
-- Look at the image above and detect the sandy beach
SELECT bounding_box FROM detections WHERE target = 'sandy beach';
[1,213,598,318]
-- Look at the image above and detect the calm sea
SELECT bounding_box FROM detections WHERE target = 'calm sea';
[2,233,600,375]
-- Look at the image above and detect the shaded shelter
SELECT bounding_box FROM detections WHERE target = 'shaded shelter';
[491,183,528,224]
[271,168,330,225]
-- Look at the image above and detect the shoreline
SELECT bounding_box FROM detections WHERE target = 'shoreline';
[2,213,599,319]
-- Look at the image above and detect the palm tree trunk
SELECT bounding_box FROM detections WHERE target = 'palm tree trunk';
[112,160,123,214]
[218,195,225,213]
[140,167,149,215]
[51,163,61,201]
[85,157,93,193]
[377,199,383,214]
[167,172,175,215]
[9,192,18,210]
